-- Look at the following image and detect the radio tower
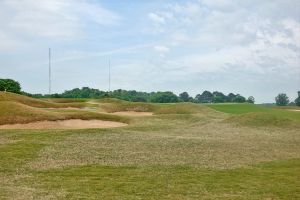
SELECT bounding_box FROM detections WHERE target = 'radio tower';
[108,59,111,93]
[48,48,51,95]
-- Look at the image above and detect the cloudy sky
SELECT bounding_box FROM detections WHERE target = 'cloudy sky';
[0,0,299,103]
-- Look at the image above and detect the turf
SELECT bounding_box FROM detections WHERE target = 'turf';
[0,94,299,199]
[207,103,269,114]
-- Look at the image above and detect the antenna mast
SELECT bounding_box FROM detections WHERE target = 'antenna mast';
[49,48,51,95]
[108,59,111,93]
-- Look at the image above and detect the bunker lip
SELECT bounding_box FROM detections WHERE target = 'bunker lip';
[0,119,127,129]
[111,111,153,116]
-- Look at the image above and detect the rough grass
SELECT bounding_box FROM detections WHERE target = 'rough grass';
[44,98,88,103]
[208,103,300,127]
[0,94,130,125]
[207,103,269,114]
[226,112,300,128]
[0,92,86,108]
[33,159,300,200]
[0,94,299,199]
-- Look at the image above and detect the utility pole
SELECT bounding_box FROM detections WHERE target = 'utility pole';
[49,48,51,95]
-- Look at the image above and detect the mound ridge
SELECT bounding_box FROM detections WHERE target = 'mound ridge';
[0,92,130,126]
[226,112,294,127]
[0,92,85,108]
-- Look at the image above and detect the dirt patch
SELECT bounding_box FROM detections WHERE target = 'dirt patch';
[112,111,153,116]
[0,119,127,129]
[289,109,300,112]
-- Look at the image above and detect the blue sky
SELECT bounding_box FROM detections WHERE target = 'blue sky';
[0,0,299,103]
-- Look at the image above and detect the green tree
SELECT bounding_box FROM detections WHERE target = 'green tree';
[213,96,224,103]
[0,78,21,93]
[234,95,246,103]
[150,92,179,103]
[213,91,226,103]
[275,93,289,106]
[195,91,213,103]
[295,91,300,106]
[247,96,255,103]
[227,93,237,102]
[179,92,190,102]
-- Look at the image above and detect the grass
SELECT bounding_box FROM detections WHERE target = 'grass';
[0,93,130,125]
[0,92,86,108]
[0,93,300,199]
[207,103,269,114]
[208,103,300,127]
[33,159,300,200]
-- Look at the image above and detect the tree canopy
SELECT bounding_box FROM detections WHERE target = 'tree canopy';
[275,93,289,106]
[179,92,190,102]
[0,78,21,94]
[295,91,300,107]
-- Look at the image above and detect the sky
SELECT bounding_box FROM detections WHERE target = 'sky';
[0,0,299,103]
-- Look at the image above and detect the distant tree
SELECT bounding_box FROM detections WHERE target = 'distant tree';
[247,96,255,103]
[187,96,194,102]
[132,96,147,102]
[288,101,296,106]
[227,93,237,102]
[150,92,179,103]
[195,91,213,103]
[213,91,227,103]
[212,91,226,103]
[234,95,246,103]
[179,92,190,102]
[0,78,21,94]
[275,93,289,106]
[213,96,224,103]
[295,91,300,107]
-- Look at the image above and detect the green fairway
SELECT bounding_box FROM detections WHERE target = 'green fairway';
[207,103,271,114]
[0,93,300,199]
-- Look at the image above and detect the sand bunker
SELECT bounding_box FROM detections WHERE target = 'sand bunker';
[290,109,300,112]
[112,111,153,116]
[0,119,127,129]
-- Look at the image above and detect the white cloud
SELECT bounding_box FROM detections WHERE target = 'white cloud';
[154,45,169,53]
[0,30,20,51]
[0,0,120,43]
[148,13,165,24]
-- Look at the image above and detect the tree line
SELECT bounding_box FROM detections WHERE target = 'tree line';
[1,78,300,106]
[23,87,254,104]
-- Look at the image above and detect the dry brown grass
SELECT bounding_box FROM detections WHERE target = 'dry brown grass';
[0,92,85,108]
[0,101,130,125]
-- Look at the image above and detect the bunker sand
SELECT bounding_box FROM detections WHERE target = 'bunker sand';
[111,111,153,116]
[0,119,127,129]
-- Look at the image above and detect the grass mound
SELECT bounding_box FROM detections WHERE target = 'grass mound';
[95,99,157,113]
[96,99,212,115]
[0,92,85,108]
[0,94,130,125]
[208,103,268,114]
[208,103,300,127]
[226,112,298,127]
[44,98,88,103]
[0,101,60,125]
[155,103,211,114]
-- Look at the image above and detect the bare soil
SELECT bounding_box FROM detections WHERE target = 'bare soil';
[0,119,127,129]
